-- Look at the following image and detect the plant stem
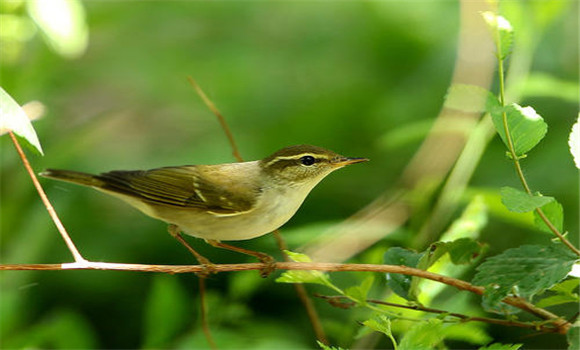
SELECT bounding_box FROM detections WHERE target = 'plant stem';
[8,132,86,263]
[494,23,580,256]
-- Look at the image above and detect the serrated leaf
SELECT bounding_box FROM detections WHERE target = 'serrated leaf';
[0,87,44,155]
[568,321,580,350]
[444,84,499,113]
[384,247,422,300]
[317,340,346,350]
[26,0,88,59]
[500,187,554,213]
[362,315,397,349]
[533,200,563,233]
[569,115,579,169]
[481,11,514,60]
[143,275,188,348]
[472,243,577,313]
[479,343,522,350]
[491,104,548,157]
[399,319,444,350]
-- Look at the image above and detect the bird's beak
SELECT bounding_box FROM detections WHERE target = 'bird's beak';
[331,157,369,168]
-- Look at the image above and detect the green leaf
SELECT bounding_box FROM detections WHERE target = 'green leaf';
[472,243,578,313]
[317,340,346,350]
[444,84,499,113]
[568,321,580,350]
[481,11,514,60]
[283,250,312,263]
[491,103,548,157]
[500,186,554,213]
[344,275,374,306]
[384,247,422,300]
[362,315,397,349]
[143,275,189,348]
[446,238,486,265]
[533,200,563,233]
[479,343,522,350]
[569,115,579,169]
[26,0,88,59]
[277,250,334,286]
[399,319,444,350]
[0,87,43,155]
[536,278,580,308]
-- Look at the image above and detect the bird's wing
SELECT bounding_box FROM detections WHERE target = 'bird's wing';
[96,166,259,214]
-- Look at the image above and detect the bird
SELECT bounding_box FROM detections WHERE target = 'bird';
[41,144,368,275]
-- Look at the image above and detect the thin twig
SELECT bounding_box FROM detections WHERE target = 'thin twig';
[187,76,243,162]
[199,277,218,350]
[317,295,562,334]
[188,77,328,343]
[0,260,569,334]
[8,131,86,263]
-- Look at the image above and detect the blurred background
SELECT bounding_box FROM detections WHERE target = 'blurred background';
[1,1,578,349]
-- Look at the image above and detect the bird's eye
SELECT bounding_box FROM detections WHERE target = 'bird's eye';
[300,155,316,166]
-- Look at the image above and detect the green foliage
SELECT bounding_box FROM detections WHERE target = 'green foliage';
[362,315,398,350]
[535,279,579,308]
[479,343,522,350]
[533,200,564,234]
[500,186,554,213]
[276,251,334,288]
[384,247,422,300]
[481,11,514,60]
[317,340,347,350]
[472,243,577,313]
[444,84,499,114]
[568,321,580,350]
[490,104,548,158]
[344,275,374,306]
[0,86,43,155]
[398,319,444,350]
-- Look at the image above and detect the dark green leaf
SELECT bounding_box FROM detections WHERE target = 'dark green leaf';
[500,187,554,213]
[491,103,548,157]
[533,200,564,233]
[0,87,44,155]
[472,243,577,313]
[384,247,422,300]
[399,319,444,350]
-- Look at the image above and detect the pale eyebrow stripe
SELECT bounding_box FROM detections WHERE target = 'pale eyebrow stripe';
[264,153,332,167]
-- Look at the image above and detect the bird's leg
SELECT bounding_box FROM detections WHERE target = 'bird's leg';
[168,224,216,277]
[205,239,277,278]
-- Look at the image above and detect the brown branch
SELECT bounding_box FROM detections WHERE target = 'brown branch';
[199,277,217,349]
[0,260,569,333]
[8,131,86,263]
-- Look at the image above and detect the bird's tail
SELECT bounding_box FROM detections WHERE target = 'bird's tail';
[40,169,105,188]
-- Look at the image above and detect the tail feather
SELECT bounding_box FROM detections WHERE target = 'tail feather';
[40,169,104,188]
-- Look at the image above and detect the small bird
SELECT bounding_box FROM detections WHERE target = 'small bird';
[41,145,368,274]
